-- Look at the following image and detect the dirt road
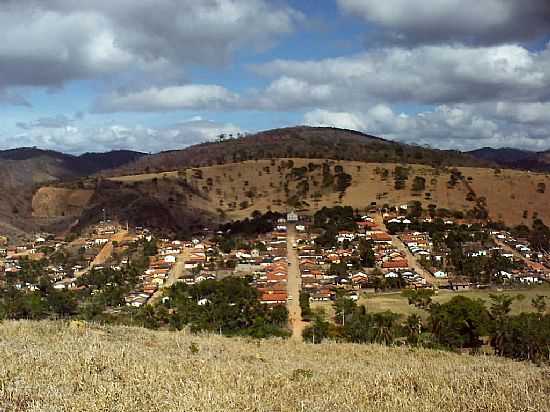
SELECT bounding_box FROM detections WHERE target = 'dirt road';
[75,230,128,277]
[148,248,191,305]
[374,213,441,286]
[287,225,306,340]
[493,237,541,268]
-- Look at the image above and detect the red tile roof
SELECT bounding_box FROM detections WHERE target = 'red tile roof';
[371,232,392,242]
[382,259,409,269]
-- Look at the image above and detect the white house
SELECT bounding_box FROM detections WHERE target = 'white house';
[164,255,177,264]
[287,210,298,222]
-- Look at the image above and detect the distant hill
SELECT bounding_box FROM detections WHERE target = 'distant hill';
[78,150,147,174]
[3,127,550,236]
[0,148,145,237]
[109,126,489,175]
[468,147,550,172]
[1,320,548,411]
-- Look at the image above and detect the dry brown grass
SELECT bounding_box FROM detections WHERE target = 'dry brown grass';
[107,159,550,225]
[36,158,550,227]
[1,320,549,411]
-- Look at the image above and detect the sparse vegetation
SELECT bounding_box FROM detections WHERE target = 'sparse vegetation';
[1,320,549,411]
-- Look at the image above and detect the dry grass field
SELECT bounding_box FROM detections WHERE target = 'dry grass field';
[1,320,549,412]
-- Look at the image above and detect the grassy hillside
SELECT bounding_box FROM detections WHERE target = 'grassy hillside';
[35,158,549,232]
[9,127,550,235]
[0,321,548,412]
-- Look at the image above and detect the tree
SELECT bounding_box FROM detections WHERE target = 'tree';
[161,278,288,338]
[532,295,547,316]
[489,294,515,321]
[530,219,550,252]
[333,292,358,325]
[343,310,401,345]
[412,176,426,192]
[303,310,330,344]
[299,292,312,321]
[402,289,434,309]
[358,238,375,267]
[47,290,78,317]
[428,296,489,350]
[490,313,550,362]
[488,293,517,355]
[404,314,423,345]
[393,166,409,190]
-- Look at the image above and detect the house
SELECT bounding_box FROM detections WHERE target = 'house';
[370,232,393,243]
[310,289,332,301]
[382,259,409,269]
[260,291,288,304]
[287,210,298,222]
[164,255,177,264]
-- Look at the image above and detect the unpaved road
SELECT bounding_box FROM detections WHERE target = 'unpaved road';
[148,248,191,305]
[287,225,307,340]
[374,213,442,286]
[493,237,545,269]
[75,230,128,277]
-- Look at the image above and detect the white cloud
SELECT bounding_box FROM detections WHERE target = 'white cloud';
[304,104,550,151]
[0,0,301,89]
[337,0,550,45]
[94,85,239,112]
[304,109,367,131]
[9,118,243,154]
[253,44,550,108]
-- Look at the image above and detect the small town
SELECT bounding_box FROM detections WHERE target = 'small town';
[2,204,549,342]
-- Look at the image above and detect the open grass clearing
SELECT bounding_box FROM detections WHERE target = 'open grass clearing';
[0,320,549,412]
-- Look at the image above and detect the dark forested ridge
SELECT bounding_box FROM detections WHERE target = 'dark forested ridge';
[468,147,550,172]
[106,126,491,175]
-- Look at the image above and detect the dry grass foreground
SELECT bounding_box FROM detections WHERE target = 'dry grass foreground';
[1,321,549,412]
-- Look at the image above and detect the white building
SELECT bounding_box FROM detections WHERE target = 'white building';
[287,210,298,222]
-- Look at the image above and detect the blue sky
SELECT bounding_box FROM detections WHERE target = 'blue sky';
[1,0,550,153]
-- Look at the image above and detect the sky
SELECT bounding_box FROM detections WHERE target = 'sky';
[1,0,550,154]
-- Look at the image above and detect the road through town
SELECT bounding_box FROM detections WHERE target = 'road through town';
[75,230,128,277]
[374,213,441,286]
[148,247,191,305]
[287,225,306,340]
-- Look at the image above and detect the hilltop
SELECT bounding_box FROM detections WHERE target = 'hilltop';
[109,126,488,175]
[0,320,548,412]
